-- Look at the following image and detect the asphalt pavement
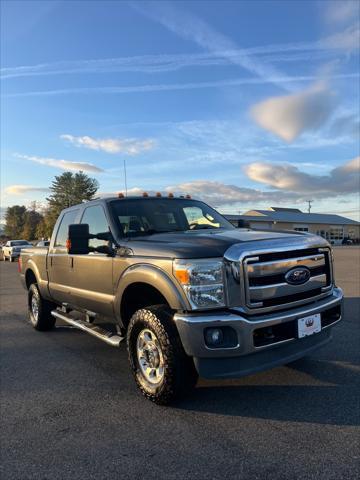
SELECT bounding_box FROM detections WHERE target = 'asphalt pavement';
[0,247,359,479]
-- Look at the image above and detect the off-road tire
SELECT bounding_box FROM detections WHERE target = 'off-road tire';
[127,305,198,405]
[28,283,56,331]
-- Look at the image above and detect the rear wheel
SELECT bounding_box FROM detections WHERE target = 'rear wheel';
[28,284,56,331]
[127,305,198,405]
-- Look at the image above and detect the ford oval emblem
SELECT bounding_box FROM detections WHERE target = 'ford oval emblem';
[285,267,311,285]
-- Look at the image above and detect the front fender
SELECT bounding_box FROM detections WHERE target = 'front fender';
[113,263,190,322]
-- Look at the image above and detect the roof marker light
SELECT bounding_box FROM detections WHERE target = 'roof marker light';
[156,192,162,197]
[168,192,174,198]
[142,192,149,197]
[185,194,192,199]
[118,192,125,198]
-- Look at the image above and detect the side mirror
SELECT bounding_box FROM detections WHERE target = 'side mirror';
[67,224,90,254]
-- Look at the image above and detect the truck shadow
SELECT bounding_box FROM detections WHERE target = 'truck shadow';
[174,356,359,426]
[174,298,359,426]
[24,298,359,427]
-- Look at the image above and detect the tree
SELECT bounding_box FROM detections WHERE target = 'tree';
[4,205,26,238]
[22,209,44,241]
[45,171,99,234]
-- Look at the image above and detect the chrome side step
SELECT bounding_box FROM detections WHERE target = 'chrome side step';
[51,310,124,347]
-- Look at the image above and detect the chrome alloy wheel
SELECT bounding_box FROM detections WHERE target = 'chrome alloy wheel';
[136,329,165,385]
[31,295,39,323]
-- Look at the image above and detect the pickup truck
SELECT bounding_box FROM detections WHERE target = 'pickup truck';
[19,195,343,404]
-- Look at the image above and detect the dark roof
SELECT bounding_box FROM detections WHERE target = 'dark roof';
[225,210,359,226]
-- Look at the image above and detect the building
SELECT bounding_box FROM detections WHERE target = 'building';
[225,207,360,245]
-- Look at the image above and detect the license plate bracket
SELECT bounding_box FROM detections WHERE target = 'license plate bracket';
[297,313,321,338]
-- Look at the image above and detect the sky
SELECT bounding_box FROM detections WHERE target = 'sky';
[1,0,359,221]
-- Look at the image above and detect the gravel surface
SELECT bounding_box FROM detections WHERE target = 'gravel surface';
[0,247,359,479]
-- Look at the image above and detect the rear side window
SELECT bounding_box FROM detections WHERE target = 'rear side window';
[55,210,79,247]
[81,205,109,249]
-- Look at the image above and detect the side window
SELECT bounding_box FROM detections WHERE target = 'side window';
[81,205,109,249]
[55,210,79,247]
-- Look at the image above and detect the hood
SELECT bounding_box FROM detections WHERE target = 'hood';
[124,228,314,258]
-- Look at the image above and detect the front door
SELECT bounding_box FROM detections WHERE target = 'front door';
[70,204,114,317]
[48,208,80,305]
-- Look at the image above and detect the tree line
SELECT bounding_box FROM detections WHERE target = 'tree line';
[4,171,99,240]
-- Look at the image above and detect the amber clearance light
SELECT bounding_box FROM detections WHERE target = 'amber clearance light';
[174,269,190,284]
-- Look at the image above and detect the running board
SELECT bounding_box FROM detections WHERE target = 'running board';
[51,310,124,347]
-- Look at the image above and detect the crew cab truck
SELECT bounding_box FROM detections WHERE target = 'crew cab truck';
[19,195,343,404]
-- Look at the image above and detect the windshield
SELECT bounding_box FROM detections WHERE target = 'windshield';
[11,241,31,246]
[109,198,234,237]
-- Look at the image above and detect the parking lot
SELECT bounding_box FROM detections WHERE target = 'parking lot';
[0,247,359,479]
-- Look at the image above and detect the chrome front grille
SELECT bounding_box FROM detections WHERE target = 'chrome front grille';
[243,247,333,311]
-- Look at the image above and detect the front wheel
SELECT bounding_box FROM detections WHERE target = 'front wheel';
[127,305,198,405]
[28,284,56,331]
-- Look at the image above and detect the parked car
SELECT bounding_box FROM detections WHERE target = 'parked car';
[3,240,33,262]
[19,195,343,404]
[36,240,50,247]
[341,237,353,245]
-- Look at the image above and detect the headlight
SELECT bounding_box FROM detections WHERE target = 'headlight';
[173,259,225,309]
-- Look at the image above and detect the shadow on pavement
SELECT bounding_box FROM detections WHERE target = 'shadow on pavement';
[174,297,359,426]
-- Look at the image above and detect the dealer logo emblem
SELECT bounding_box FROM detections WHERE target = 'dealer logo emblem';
[285,267,311,285]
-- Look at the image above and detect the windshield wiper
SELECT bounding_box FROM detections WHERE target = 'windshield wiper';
[188,225,217,230]
[128,229,183,237]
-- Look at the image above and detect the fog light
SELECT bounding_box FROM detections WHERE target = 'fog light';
[205,328,224,346]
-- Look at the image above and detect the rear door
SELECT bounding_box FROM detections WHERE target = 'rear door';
[48,209,80,305]
[70,204,114,317]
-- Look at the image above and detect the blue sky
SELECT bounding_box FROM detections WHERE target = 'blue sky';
[1,0,359,220]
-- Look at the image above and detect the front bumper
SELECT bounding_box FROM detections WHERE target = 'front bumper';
[174,287,343,379]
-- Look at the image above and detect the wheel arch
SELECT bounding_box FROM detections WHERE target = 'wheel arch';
[25,268,38,289]
[115,264,189,329]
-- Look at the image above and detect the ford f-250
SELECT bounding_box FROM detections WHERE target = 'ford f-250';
[19,195,343,404]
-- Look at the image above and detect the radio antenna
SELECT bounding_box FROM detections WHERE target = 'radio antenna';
[123,158,128,197]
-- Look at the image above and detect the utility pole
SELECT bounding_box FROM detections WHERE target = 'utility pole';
[306,200,313,213]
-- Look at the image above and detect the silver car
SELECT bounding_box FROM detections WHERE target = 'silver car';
[2,240,33,262]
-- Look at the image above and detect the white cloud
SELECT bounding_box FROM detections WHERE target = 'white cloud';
[130,0,298,91]
[321,24,360,51]
[1,38,355,80]
[61,134,155,155]
[244,157,360,196]
[4,73,358,98]
[15,154,104,173]
[164,181,299,205]
[4,185,49,195]
[86,159,360,207]
[250,82,337,142]
[325,1,359,24]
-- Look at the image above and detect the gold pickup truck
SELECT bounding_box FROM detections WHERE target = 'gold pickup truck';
[19,195,343,404]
